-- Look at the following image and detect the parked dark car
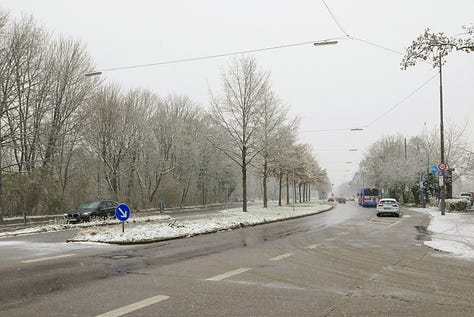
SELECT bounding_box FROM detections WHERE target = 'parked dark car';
[64,200,119,223]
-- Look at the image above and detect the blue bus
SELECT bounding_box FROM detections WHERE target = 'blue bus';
[358,187,381,207]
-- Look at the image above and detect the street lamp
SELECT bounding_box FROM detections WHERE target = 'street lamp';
[313,40,338,46]
[85,71,102,77]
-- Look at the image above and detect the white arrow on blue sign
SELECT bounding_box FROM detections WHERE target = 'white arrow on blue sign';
[115,203,131,222]
[430,165,438,174]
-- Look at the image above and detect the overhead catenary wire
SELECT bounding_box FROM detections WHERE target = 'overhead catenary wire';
[88,38,341,73]
[321,0,351,38]
[85,0,436,136]
[301,72,439,133]
[365,72,439,127]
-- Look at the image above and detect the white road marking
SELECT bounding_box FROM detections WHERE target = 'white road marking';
[305,244,321,249]
[20,254,77,264]
[95,295,170,317]
[325,237,337,241]
[269,253,293,261]
[206,267,252,281]
[388,218,403,227]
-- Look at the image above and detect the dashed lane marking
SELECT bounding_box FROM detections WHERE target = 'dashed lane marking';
[269,253,293,261]
[305,244,321,249]
[20,254,77,264]
[95,295,170,317]
[206,267,252,281]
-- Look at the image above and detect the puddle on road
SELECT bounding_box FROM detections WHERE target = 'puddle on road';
[415,225,431,241]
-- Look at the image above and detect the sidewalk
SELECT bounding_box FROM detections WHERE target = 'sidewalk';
[409,207,474,260]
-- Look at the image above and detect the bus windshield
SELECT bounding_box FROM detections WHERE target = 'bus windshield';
[364,188,378,196]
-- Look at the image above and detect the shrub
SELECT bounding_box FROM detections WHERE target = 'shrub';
[445,199,468,212]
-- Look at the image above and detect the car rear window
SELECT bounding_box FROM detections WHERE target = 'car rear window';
[380,200,396,204]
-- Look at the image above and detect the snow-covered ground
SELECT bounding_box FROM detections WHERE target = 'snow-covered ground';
[68,203,333,244]
[0,214,171,238]
[409,207,474,261]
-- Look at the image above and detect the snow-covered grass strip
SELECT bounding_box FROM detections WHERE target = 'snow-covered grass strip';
[68,203,332,245]
[0,214,171,238]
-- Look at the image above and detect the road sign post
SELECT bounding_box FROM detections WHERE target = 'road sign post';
[115,203,131,233]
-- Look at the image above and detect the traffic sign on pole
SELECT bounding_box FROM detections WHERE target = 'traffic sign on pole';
[437,162,447,171]
[430,165,438,174]
[115,203,131,233]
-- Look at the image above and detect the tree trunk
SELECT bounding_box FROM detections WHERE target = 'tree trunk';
[286,173,290,205]
[278,171,282,206]
[308,184,311,201]
[263,160,268,208]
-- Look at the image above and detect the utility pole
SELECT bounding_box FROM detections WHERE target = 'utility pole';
[439,53,446,215]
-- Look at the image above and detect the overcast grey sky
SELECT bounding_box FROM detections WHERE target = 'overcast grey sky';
[2,0,473,189]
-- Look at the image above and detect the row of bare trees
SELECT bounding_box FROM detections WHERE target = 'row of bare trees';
[0,11,329,217]
[346,26,474,203]
[349,121,473,203]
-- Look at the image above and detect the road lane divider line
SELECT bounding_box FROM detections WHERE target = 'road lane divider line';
[325,237,337,241]
[206,267,252,281]
[269,253,293,261]
[20,254,77,264]
[95,295,170,317]
[305,244,321,249]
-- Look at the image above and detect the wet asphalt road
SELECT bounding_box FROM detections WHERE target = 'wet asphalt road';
[1,202,473,316]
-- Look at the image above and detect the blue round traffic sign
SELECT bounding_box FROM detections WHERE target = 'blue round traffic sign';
[115,203,131,222]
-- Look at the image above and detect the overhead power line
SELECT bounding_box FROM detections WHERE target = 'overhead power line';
[88,38,340,73]
[321,0,350,37]
[301,72,439,134]
[366,72,438,127]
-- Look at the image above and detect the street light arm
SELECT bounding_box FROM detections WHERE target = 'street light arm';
[313,40,338,46]
[85,71,102,77]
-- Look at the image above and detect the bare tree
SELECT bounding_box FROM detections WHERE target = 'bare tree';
[85,85,132,199]
[401,26,474,211]
[0,9,10,220]
[209,56,269,212]
[255,91,290,207]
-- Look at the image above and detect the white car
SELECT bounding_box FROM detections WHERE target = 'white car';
[460,192,473,206]
[376,198,400,217]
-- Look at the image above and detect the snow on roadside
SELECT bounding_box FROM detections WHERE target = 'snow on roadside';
[68,203,332,245]
[0,214,171,238]
[410,207,474,260]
